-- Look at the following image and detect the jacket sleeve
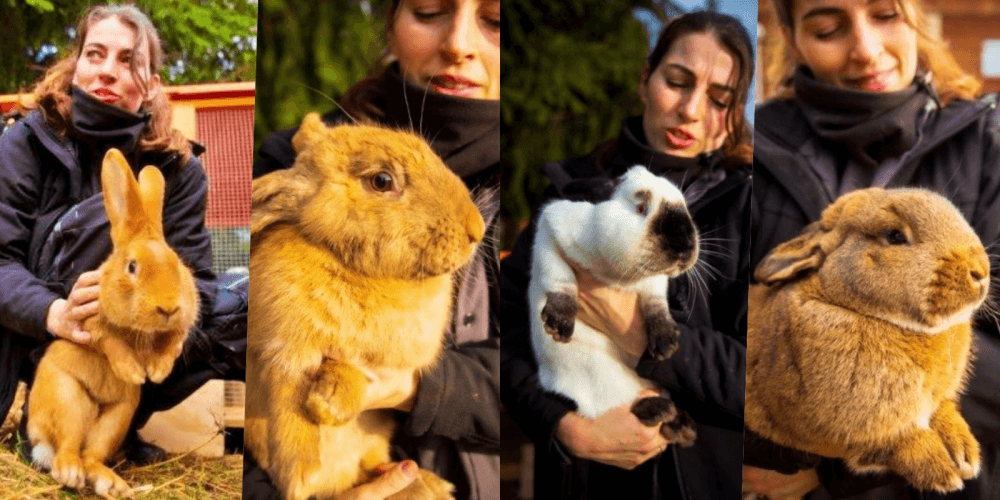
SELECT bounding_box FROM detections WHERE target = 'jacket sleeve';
[163,156,217,319]
[499,217,577,457]
[0,124,62,340]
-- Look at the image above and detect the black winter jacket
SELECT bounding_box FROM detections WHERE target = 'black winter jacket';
[0,109,216,421]
[751,91,1000,499]
[245,67,501,500]
[500,118,750,500]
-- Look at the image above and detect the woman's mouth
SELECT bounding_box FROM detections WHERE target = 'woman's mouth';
[428,75,482,98]
[665,127,697,149]
[92,88,120,104]
[846,70,895,92]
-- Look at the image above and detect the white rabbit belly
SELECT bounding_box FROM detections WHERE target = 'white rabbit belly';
[533,318,654,419]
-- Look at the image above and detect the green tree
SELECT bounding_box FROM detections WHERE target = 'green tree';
[254,0,388,154]
[0,0,257,94]
[502,0,663,239]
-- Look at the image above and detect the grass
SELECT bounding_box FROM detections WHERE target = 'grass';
[0,384,243,500]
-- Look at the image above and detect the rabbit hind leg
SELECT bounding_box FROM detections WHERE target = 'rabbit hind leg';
[81,391,140,498]
[27,364,97,489]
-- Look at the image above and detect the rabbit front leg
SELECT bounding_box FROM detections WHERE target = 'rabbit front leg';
[633,276,680,360]
[93,332,145,385]
[387,469,456,500]
[145,331,186,384]
[304,357,368,426]
[267,372,327,500]
[931,399,981,479]
[847,427,963,493]
[532,219,578,342]
[82,389,140,498]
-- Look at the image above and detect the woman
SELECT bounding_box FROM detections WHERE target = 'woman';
[0,4,232,463]
[244,0,501,499]
[500,11,753,499]
[746,0,1000,497]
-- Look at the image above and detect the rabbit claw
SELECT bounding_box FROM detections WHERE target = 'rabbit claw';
[541,292,577,342]
[645,313,681,360]
[51,453,87,489]
[87,462,133,498]
[661,409,697,447]
[938,426,981,479]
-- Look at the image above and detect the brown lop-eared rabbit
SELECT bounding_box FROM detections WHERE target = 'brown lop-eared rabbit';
[27,148,199,498]
[245,113,485,500]
[746,187,989,492]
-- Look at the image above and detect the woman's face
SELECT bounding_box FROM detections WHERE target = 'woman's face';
[639,32,735,157]
[72,16,160,114]
[790,0,918,92]
[390,0,501,100]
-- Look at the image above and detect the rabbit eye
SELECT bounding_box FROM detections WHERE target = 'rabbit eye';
[637,202,648,216]
[127,260,137,275]
[884,229,908,245]
[369,172,395,192]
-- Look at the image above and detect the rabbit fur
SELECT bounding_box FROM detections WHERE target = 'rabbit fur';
[245,113,485,500]
[746,187,989,493]
[27,148,199,498]
[530,165,699,445]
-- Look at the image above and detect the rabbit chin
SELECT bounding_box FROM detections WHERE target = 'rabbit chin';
[882,305,979,335]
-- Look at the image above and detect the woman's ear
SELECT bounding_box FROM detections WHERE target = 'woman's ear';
[638,62,651,107]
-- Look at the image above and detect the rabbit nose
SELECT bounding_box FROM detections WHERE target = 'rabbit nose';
[971,268,986,281]
[157,306,179,320]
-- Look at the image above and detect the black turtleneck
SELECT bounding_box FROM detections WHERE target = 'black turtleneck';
[68,86,151,197]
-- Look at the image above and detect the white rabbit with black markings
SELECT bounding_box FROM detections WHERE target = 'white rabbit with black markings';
[530,165,699,444]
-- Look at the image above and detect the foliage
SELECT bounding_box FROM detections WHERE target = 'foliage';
[254,0,389,154]
[501,0,659,232]
[0,0,257,95]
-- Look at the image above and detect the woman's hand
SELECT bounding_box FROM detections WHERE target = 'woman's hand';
[361,365,419,412]
[334,461,417,500]
[742,466,820,500]
[574,268,647,358]
[555,389,669,470]
[46,270,101,344]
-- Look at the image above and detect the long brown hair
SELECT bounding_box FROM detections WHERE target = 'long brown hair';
[765,0,981,103]
[340,0,405,121]
[24,4,192,163]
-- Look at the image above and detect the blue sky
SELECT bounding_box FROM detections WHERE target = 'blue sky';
[633,0,758,123]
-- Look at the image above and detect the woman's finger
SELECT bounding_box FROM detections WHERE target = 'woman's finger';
[347,461,417,499]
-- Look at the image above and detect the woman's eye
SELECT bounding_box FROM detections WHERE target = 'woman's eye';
[873,10,899,21]
[369,172,395,192]
[483,15,501,31]
[414,10,444,21]
[667,80,690,89]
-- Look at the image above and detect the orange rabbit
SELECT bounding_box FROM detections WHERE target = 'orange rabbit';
[26,148,199,498]
[245,113,484,500]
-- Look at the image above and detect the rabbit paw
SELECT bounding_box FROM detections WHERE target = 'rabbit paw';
[541,291,577,342]
[661,410,698,447]
[387,469,455,500]
[303,363,365,426]
[938,426,981,479]
[645,313,681,360]
[50,453,86,489]
[109,356,146,385]
[854,432,963,493]
[145,355,177,384]
[87,462,133,498]
[631,396,677,426]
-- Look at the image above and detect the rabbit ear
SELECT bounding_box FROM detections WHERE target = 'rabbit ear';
[251,168,317,236]
[101,148,144,245]
[755,221,831,284]
[291,113,327,154]
[137,166,166,238]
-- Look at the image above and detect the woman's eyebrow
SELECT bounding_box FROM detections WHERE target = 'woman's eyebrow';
[800,6,843,21]
[665,63,695,78]
[710,83,736,94]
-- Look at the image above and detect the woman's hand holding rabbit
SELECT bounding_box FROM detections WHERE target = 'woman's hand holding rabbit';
[361,365,420,412]
[742,466,820,500]
[574,268,647,358]
[556,389,669,470]
[46,270,101,344]
[333,461,418,500]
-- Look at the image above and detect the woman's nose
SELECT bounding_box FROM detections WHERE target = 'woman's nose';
[442,7,476,62]
[850,21,883,64]
[678,91,704,122]
[98,57,118,81]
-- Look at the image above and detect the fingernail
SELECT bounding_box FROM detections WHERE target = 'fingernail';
[374,463,393,474]
[401,460,416,477]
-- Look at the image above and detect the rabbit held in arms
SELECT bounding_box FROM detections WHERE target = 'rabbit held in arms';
[531,165,699,445]
[746,187,989,492]
[27,148,198,498]
[245,113,484,500]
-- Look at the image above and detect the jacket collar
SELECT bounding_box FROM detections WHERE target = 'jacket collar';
[755,94,996,221]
